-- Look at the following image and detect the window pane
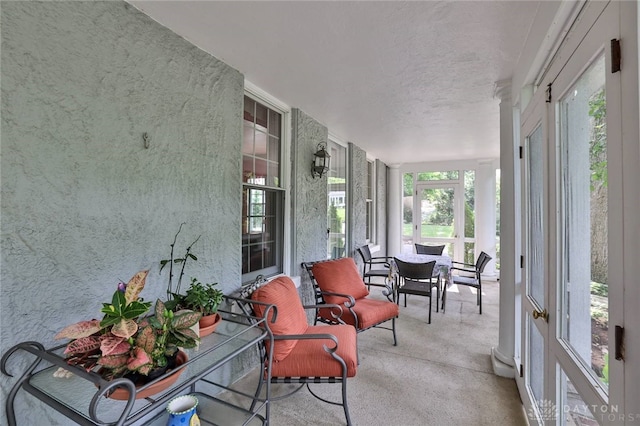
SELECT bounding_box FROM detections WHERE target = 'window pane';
[528,124,545,307]
[268,109,281,137]
[255,103,267,131]
[242,124,254,155]
[243,96,255,122]
[417,171,459,181]
[327,142,347,259]
[255,131,267,159]
[559,54,608,389]
[402,173,414,252]
[528,317,544,407]
[268,136,279,163]
[242,156,253,183]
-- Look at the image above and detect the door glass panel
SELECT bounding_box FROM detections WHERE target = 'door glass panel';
[402,173,414,253]
[527,124,545,307]
[559,54,608,389]
[528,317,544,407]
[327,143,347,259]
[559,367,605,424]
[419,187,455,255]
[463,170,475,263]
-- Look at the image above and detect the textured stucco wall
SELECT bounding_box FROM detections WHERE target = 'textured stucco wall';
[290,109,328,305]
[1,2,243,423]
[348,143,368,266]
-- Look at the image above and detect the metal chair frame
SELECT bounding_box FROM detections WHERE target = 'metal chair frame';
[302,260,398,347]
[450,251,492,314]
[228,290,355,426]
[356,245,392,289]
[393,258,438,324]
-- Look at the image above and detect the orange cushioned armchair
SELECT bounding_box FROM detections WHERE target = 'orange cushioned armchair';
[232,276,358,426]
[303,257,399,348]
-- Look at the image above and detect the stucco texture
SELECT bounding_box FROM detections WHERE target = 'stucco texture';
[290,109,329,305]
[1,2,243,422]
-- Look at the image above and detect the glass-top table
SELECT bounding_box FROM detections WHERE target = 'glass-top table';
[2,308,269,426]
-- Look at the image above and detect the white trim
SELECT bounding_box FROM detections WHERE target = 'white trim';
[245,80,290,113]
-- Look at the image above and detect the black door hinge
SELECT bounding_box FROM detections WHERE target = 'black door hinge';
[519,146,523,159]
[615,325,625,361]
[611,39,621,73]
[519,364,524,377]
[520,255,524,268]
[545,84,552,103]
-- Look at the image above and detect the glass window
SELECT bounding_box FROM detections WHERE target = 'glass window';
[417,171,459,181]
[242,96,284,281]
[558,54,608,389]
[366,160,375,243]
[327,141,347,259]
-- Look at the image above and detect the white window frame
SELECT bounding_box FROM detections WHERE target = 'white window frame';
[243,81,291,282]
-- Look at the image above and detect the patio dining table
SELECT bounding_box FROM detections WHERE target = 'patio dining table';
[391,253,453,311]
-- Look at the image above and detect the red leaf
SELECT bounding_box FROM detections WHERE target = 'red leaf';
[97,353,129,369]
[64,336,101,355]
[100,336,130,356]
[55,320,102,340]
[127,347,152,371]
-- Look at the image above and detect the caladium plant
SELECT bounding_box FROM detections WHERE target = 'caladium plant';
[55,270,201,381]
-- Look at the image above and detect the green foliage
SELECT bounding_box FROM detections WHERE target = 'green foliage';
[182,278,224,316]
[602,353,609,384]
[590,282,608,297]
[588,88,607,189]
[100,291,152,328]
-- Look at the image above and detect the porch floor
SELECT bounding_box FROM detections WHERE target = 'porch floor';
[223,279,527,425]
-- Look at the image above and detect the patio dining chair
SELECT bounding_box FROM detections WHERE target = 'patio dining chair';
[450,251,492,314]
[303,257,399,348]
[230,276,358,425]
[393,258,438,324]
[414,243,446,255]
[356,244,392,290]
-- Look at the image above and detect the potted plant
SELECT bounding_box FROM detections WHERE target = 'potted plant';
[54,270,201,399]
[160,224,224,336]
[182,278,224,336]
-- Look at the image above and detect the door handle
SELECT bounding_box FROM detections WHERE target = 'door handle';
[532,308,548,322]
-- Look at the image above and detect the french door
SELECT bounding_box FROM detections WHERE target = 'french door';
[519,2,626,424]
[413,182,463,259]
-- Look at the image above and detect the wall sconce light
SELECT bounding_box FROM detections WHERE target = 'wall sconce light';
[312,143,331,178]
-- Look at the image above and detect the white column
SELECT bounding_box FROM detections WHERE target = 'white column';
[387,165,402,256]
[492,81,517,378]
[475,160,497,277]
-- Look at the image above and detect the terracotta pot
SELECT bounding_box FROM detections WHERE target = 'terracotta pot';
[106,350,188,400]
[198,313,222,337]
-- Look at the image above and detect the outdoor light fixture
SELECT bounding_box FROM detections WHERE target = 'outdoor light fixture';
[312,143,330,178]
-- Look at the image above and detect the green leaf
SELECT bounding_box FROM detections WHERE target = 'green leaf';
[188,254,197,261]
[121,300,151,319]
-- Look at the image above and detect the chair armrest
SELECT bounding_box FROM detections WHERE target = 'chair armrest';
[274,333,340,353]
[222,294,278,323]
[451,260,475,268]
[319,291,357,307]
[303,303,345,322]
[450,266,476,274]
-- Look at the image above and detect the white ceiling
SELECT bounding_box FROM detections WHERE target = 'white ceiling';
[130,1,544,165]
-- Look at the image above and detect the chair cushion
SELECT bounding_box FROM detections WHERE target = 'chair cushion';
[312,258,369,305]
[251,276,308,361]
[319,298,399,330]
[270,325,357,378]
